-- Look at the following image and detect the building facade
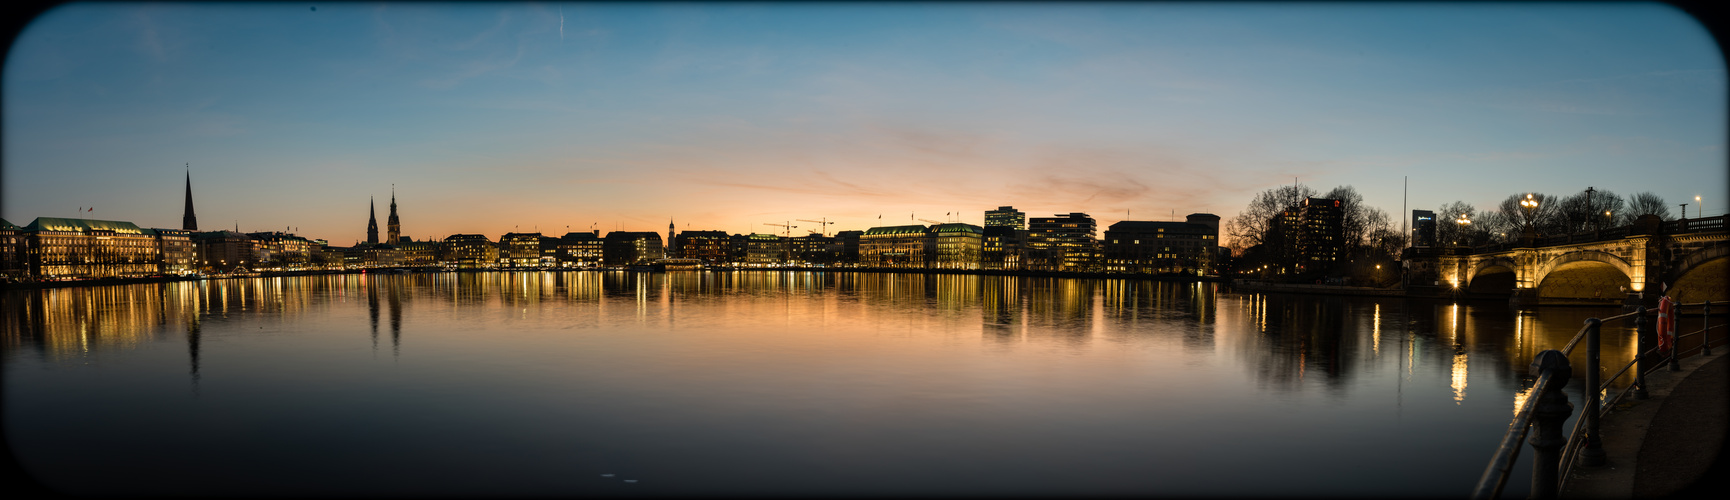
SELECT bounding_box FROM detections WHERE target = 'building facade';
[674,230,731,265]
[1102,214,1220,275]
[443,234,499,269]
[556,232,604,267]
[985,206,1026,231]
[602,232,663,266]
[24,218,165,279]
[928,223,983,270]
[500,232,543,267]
[1298,197,1344,273]
[1412,210,1437,249]
[859,225,929,268]
[1027,213,1098,272]
[744,233,787,266]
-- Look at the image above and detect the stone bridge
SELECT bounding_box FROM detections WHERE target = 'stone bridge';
[1411,215,1728,306]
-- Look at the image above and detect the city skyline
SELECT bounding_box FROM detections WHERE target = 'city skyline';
[4,3,1725,245]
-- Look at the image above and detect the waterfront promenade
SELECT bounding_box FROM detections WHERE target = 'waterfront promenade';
[1561,350,1728,498]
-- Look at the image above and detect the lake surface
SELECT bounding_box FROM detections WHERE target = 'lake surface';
[2,271,1645,496]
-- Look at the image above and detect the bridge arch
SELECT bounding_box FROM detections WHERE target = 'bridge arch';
[1666,240,1730,303]
[1466,257,1522,295]
[1533,250,1636,301]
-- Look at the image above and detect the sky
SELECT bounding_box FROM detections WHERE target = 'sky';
[3,2,1725,247]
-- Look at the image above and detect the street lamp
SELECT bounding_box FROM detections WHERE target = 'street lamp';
[1697,196,1703,217]
[1455,213,1472,247]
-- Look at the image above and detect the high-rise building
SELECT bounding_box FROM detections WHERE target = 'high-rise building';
[387,186,401,244]
[1411,210,1437,248]
[365,197,379,246]
[1298,197,1343,272]
[182,168,198,231]
[1027,213,1098,272]
[985,206,1025,231]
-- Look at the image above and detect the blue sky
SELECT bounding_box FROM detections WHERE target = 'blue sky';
[4,2,1724,245]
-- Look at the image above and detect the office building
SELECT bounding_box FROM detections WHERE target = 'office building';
[985,206,1026,230]
[1102,214,1220,275]
[1411,210,1437,249]
[443,234,499,269]
[1027,213,1098,272]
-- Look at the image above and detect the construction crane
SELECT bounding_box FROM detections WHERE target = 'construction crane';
[796,218,834,237]
[763,222,796,237]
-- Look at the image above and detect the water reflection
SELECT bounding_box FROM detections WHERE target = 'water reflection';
[2,273,1644,397]
[2,271,1661,496]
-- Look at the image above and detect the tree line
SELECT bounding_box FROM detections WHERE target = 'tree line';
[1433,190,1675,247]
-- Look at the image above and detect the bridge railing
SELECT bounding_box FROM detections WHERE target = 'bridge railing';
[1472,301,1721,499]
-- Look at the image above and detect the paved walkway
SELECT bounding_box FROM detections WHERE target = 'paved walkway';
[1561,348,1728,499]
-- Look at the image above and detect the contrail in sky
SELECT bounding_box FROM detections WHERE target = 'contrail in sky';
[559,6,564,40]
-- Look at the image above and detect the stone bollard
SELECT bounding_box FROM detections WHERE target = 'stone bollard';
[1529,349,1573,500]
[1581,318,1605,467]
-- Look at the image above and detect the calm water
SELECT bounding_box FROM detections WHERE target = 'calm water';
[3,272,1645,496]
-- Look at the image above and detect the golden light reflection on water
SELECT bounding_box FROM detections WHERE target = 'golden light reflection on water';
[1451,351,1469,404]
[3,273,1649,410]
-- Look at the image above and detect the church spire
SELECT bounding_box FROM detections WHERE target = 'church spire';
[366,196,380,245]
[182,164,198,231]
[387,184,401,244]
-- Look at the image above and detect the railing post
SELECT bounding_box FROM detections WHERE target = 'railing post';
[1704,301,1713,357]
[1634,307,1650,400]
[1669,302,1682,372]
[1530,350,1573,500]
[1581,318,1605,467]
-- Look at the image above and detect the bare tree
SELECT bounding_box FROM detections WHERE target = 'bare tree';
[1621,192,1673,224]
[1435,201,1478,247]
[1491,192,1563,237]
[1226,184,1315,250]
[1322,185,1376,252]
[1556,188,1623,233]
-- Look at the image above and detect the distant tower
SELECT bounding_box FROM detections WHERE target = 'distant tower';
[366,197,379,245]
[668,219,677,258]
[182,166,198,231]
[387,185,401,244]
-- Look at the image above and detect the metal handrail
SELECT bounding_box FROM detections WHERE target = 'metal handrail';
[1472,367,1564,500]
[1478,300,1716,498]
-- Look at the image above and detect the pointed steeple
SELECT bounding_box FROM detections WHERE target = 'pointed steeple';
[366,196,380,245]
[387,184,401,244]
[182,165,198,231]
[668,218,677,258]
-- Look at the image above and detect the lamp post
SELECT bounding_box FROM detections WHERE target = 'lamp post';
[1697,196,1703,217]
[1585,186,1595,233]
[1455,213,1472,248]
[1520,194,1540,242]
